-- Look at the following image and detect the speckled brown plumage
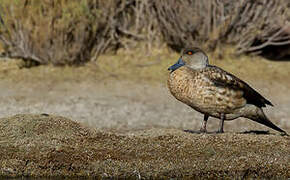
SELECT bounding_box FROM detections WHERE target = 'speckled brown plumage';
[167,47,287,134]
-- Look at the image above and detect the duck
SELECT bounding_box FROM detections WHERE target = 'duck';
[167,47,287,135]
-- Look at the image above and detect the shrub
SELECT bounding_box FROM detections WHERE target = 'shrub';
[0,0,133,65]
[153,0,290,56]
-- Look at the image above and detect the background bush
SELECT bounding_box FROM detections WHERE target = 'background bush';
[0,0,138,65]
[154,0,290,57]
[0,0,289,65]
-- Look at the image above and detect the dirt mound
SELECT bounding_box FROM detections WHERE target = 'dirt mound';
[0,114,289,179]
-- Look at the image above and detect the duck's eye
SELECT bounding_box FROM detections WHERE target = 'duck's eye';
[187,51,193,55]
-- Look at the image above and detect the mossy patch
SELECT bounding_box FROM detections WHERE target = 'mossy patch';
[0,114,289,178]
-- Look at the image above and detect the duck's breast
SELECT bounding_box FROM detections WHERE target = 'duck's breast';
[168,66,246,115]
[167,67,203,108]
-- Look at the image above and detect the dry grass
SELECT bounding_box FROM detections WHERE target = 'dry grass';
[0,114,289,178]
[1,47,289,85]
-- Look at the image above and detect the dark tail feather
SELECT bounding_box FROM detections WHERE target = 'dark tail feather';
[256,116,286,133]
[251,109,287,135]
[264,98,273,106]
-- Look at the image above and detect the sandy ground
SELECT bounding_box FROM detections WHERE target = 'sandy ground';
[0,76,289,134]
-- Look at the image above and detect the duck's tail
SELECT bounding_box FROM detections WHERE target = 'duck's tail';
[246,108,288,135]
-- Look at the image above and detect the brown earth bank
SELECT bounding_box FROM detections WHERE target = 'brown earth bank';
[0,114,289,179]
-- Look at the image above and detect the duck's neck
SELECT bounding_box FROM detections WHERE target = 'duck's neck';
[188,54,209,70]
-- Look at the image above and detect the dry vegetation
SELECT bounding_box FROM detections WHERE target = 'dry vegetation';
[0,0,136,65]
[0,114,289,179]
[0,0,289,65]
[155,0,290,56]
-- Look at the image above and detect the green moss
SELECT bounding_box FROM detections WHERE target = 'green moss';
[0,114,289,178]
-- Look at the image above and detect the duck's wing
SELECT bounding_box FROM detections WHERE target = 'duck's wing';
[203,65,273,108]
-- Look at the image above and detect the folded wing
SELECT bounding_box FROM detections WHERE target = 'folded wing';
[203,65,273,108]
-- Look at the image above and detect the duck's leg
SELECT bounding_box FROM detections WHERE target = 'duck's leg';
[217,113,225,133]
[200,114,209,133]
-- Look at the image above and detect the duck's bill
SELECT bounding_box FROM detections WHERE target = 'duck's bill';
[168,57,185,72]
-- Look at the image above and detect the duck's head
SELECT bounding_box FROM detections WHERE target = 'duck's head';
[168,47,209,72]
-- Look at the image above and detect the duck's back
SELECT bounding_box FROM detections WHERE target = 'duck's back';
[168,66,247,116]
